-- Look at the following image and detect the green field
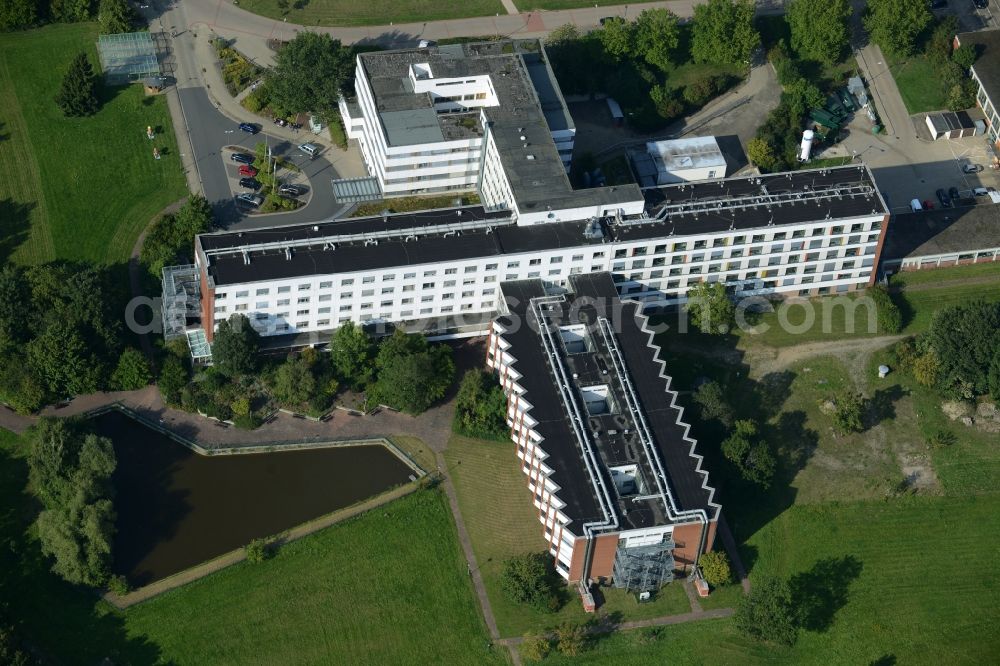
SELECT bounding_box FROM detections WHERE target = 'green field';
[237,0,504,27]
[444,435,695,638]
[886,52,949,114]
[0,24,186,265]
[0,429,501,665]
[514,0,660,10]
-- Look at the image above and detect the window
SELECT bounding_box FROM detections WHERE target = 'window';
[613,262,626,271]
[298,284,311,291]
[445,268,457,275]
[404,272,416,279]
[361,289,374,297]
[381,300,393,308]
[297,297,310,304]
[572,254,584,261]
[255,288,269,296]
[319,281,332,289]
[632,247,647,256]
[751,234,765,243]
[381,287,394,294]
[527,271,540,278]
[277,298,290,306]
[506,274,517,281]
[443,280,456,287]
[360,303,372,310]
[485,263,498,271]
[340,292,352,300]
[632,260,646,269]
[383,274,395,281]
[615,249,627,259]
[422,282,435,289]
[362,276,375,284]
[423,270,437,277]
[693,240,707,249]
[214,305,226,313]
[462,290,474,298]
[421,295,434,303]
[773,232,787,240]
[506,261,520,269]
[402,285,414,292]
[255,301,268,309]
[340,279,354,286]
[485,275,496,282]
[317,319,330,327]
[550,256,563,264]
[296,309,309,316]
[235,290,249,298]
[654,244,667,254]
[216,293,228,300]
[591,265,602,272]
[529,258,541,266]
[318,307,331,314]
[465,266,478,273]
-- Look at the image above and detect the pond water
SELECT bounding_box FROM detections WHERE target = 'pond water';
[91,410,415,586]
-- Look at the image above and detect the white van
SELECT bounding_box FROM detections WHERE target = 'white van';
[298,142,320,158]
[909,198,922,212]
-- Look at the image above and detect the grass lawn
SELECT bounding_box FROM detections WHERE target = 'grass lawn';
[886,52,949,114]
[0,430,502,665]
[535,495,1000,663]
[444,435,693,638]
[515,0,660,9]
[237,0,504,27]
[888,262,1000,288]
[0,24,187,265]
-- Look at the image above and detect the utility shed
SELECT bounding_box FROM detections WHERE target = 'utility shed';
[645,136,727,185]
[925,111,981,140]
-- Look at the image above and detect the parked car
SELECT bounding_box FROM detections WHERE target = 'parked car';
[238,164,258,177]
[418,39,436,48]
[973,187,991,197]
[298,142,320,157]
[909,198,923,212]
[278,184,303,196]
[949,186,961,202]
[936,188,952,208]
[237,192,263,207]
[974,0,989,8]
[239,177,261,190]
[962,163,984,173]
[238,122,260,134]
[230,152,255,164]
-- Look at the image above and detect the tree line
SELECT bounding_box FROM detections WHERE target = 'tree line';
[1,0,136,33]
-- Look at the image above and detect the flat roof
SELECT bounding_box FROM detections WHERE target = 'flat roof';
[200,165,887,287]
[647,136,726,171]
[495,273,719,533]
[882,203,1000,261]
[957,30,1000,103]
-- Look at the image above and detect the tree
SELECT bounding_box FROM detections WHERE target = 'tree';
[633,9,681,72]
[157,355,189,406]
[734,576,798,645]
[271,354,316,407]
[141,195,213,276]
[500,552,560,612]
[545,23,579,47]
[598,16,634,60]
[329,321,374,387]
[27,322,101,397]
[0,358,46,414]
[269,32,354,117]
[699,550,733,587]
[55,52,99,118]
[212,314,260,376]
[746,137,779,172]
[98,0,135,34]
[693,381,734,428]
[988,350,1000,401]
[0,0,38,32]
[453,370,508,439]
[952,44,977,70]
[787,0,851,64]
[276,0,288,13]
[28,421,117,587]
[947,80,977,112]
[721,420,776,487]
[110,347,151,391]
[864,0,932,57]
[926,301,1000,396]
[691,0,760,67]
[685,281,735,334]
[831,391,865,434]
[0,265,28,352]
[373,333,454,414]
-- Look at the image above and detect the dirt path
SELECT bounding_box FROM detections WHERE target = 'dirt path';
[743,335,905,382]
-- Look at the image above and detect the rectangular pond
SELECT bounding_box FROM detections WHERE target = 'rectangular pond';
[91,410,416,586]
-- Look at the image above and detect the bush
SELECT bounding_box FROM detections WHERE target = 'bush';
[832,391,865,434]
[158,356,189,407]
[734,577,797,645]
[912,352,940,387]
[108,574,130,596]
[453,370,508,439]
[233,413,263,430]
[700,550,733,587]
[682,74,733,107]
[868,285,902,334]
[521,632,552,661]
[111,348,152,391]
[245,538,269,563]
[554,622,587,656]
[926,429,956,449]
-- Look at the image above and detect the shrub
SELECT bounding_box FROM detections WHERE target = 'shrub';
[832,391,865,434]
[637,627,664,644]
[700,550,733,587]
[158,356,189,406]
[231,396,251,417]
[890,337,920,372]
[868,285,902,334]
[500,552,561,612]
[233,413,263,430]
[554,622,587,656]
[108,574,130,596]
[912,352,940,387]
[521,632,552,661]
[926,429,956,449]
[245,538,269,563]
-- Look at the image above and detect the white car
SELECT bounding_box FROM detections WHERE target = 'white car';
[237,193,263,207]
[962,164,984,174]
[298,142,320,157]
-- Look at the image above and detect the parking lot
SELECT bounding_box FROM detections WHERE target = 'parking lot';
[223,145,314,215]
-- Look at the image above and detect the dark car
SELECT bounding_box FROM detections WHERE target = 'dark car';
[230,152,255,164]
[948,186,961,202]
[935,188,952,208]
[278,184,303,196]
[238,122,260,134]
[974,0,989,7]
[239,177,261,190]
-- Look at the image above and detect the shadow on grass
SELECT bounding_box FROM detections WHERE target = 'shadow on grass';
[789,555,863,632]
[0,198,33,262]
[865,385,908,430]
[0,444,163,663]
